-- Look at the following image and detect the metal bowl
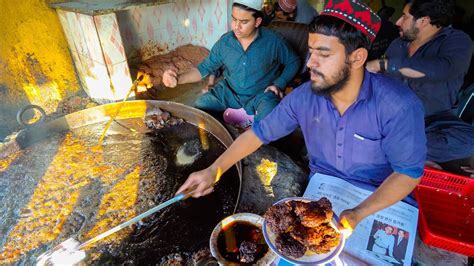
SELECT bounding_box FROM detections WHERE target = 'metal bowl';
[209,213,277,266]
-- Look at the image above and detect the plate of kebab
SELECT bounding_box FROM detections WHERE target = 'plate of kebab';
[263,197,345,265]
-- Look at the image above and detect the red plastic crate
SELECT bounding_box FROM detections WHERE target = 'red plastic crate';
[414,168,474,257]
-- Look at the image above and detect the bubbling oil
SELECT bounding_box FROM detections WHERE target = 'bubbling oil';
[0,119,239,265]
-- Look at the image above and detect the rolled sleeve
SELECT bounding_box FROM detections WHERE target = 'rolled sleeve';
[252,120,271,144]
[381,95,427,179]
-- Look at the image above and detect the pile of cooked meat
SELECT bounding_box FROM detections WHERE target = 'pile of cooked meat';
[263,197,340,258]
[144,110,184,130]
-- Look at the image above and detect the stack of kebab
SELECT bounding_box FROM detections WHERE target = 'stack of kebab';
[264,197,340,258]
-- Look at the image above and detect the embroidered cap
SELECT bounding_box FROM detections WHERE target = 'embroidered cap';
[320,0,381,42]
[278,0,297,13]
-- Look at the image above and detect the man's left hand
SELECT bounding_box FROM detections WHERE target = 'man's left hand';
[366,59,381,73]
[337,208,363,237]
[265,85,284,98]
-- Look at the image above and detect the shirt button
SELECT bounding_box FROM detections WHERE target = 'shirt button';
[337,143,342,147]
[337,155,342,158]
[339,127,344,131]
[243,62,246,65]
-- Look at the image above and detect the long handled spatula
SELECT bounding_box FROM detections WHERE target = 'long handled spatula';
[36,187,196,265]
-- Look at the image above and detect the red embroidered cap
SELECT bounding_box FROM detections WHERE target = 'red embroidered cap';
[320,0,381,42]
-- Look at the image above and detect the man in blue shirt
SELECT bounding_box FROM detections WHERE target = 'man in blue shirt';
[177,0,426,231]
[367,0,474,172]
[162,0,300,123]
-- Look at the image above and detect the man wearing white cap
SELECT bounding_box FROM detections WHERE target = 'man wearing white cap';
[236,0,262,10]
[162,0,300,128]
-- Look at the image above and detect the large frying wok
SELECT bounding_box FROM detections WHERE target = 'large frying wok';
[0,100,242,264]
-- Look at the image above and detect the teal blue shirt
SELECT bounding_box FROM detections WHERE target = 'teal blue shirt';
[197,28,300,97]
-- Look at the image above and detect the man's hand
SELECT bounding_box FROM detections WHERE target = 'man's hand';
[203,74,216,94]
[203,83,214,94]
[366,59,381,73]
[163,69,179,88]
[176,167,217,198]
[136,71,153,92]
[337,208,363,236]
[265,85,284,98]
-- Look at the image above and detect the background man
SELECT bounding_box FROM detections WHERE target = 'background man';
[176,0,426,232]
[162,0,300,128]
[367,0,474,174]
[393,229,409,264]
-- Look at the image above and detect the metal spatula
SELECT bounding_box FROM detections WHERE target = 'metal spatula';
[36,187,196,265]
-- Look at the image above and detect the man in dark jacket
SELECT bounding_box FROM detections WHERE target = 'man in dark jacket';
[393,229,409,264]
[367,0,474,174]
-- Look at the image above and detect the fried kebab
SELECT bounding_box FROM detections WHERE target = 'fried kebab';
[264,197,340,258]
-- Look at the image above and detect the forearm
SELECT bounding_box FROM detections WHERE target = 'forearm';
[177,67,202,85]
[375,58,425,78]
[209,130,263,174]
[398,67,425,78]
[354,172,420,220]
[387,56,467,81]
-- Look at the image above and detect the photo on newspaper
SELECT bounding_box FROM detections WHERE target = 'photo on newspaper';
[366,220,410,265]
[303,173,418,266]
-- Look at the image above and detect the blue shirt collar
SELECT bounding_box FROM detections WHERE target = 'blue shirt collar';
[357,70,372,102]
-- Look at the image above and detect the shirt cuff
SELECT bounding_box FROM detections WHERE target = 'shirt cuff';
[197,64,210,78]
[386,57,402,74]
[272,78,287,91]
[251,120,271,144]
[393,166,424,179]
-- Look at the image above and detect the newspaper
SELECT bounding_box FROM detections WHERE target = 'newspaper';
[303,173,419,266]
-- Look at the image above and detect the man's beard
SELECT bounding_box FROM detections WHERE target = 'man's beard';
[310,61,351,96]
[400,23,419,42]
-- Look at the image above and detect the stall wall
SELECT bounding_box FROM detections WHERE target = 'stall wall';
[0,0,81,139]
[117,0,233,62]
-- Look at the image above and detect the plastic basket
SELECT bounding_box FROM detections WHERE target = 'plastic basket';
[414,168,474,257]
